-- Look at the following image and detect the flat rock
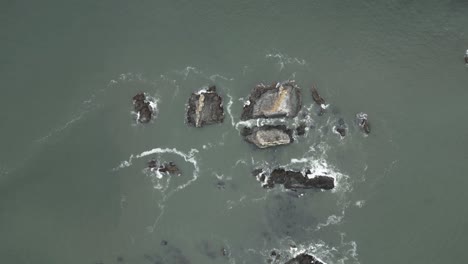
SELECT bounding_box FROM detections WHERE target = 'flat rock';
[241,81,301,120]
[284,253,324,264]
[253,168,334,190]
[186,85,224,127]
[242,125,293,149]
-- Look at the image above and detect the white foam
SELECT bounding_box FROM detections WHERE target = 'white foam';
[355,200,365,208]
[226,94,235,127]
[265,52,307,71]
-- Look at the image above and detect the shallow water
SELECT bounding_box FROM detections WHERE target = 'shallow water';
[1,0,468,263]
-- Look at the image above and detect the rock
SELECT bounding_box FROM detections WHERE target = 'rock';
[356,112,371,134]
[186,86,224,127]
[242,125,293,148]
[241,81,302,120]
[256,168,335,190]
[285,253,324,264]
[334,118,346,137]
[296,123,307,136]
[133,93,154,123]
[148,159,181,176]
[311,85,327,116]
[465,49,468,64]
[158,162,181,175]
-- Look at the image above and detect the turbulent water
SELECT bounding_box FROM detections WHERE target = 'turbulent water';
[1,0,468,263]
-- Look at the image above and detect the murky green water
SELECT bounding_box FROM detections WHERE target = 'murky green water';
[1,0,468,263]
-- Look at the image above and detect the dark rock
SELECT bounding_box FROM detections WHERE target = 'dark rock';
[296,123,307,136]
[132,93,154,123]
[221,247,228,257]
[158,162,181,176]
[261,168,334,190]
[186,86,224,127]
[241,81,302,120]
[148,159,158,169]
[161,240,168,246]
[242,125,293,148]
[311,85,327,116]
[356,112,371,134]
[285,253,324,264]
[334,118,346,137]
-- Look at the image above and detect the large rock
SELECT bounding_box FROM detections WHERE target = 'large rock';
[241,125,293,149]
[254,168,335,190]
[284,253,324,264]
[241,81,301,120]
[186,86,224,127]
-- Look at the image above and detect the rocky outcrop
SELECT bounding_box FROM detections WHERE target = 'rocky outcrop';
[284,253,324,264]
[186,85,224,127]
[311,85,327,116]
[253,168,335,190]
[133,93,154,123]
[148,159,181,176]
[241,81,301,120]
[356,112,370,134]
[241,125,293,149]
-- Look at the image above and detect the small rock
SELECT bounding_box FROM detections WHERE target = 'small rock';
[356,112,371,134]
[296,123,307,136]
[311,85,327,116]
[161,240,168,246]
[132,93,153,123]
[260,168,335,190]
[465,49,468,64]
[334,118,346,137]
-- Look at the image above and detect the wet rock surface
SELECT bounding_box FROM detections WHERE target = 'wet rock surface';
[186,85,224,127]
[133,93,154,123]
[284,253,324,264]
[356,112,371,134]
[241,125,294,149]
[241,81,301,120]
[254,168,335,190]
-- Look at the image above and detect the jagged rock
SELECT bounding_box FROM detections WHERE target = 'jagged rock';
[311,85,327,116]
[285,253,324,264]
[241,81,301,120]
[242,125,293,149]
[186,85,224,127]
[253,168,334,190]
[132,93,153,123]
[356,112,371,134]
[334,118,346,137]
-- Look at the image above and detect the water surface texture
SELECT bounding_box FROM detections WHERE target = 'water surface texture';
[1,0,468,263]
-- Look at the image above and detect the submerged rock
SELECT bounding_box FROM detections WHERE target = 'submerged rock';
[253,168,334,190]
[310,85,327,116]
[356,112,371,134]
[133,93,154,123]
[296,123,307,136]
[186,85,224,127]
[241,125,293,149]
[241,81,301,120]
[334,118,346,137]
[285,253,324,264]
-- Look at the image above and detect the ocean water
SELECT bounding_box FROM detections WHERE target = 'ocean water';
[1,0,468,263]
